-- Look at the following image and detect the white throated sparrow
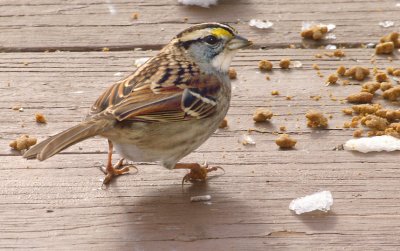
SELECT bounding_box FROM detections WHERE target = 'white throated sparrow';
[23,23,252,184]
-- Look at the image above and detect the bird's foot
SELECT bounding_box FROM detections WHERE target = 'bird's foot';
[175,162,225,185]
[100,158,134,185]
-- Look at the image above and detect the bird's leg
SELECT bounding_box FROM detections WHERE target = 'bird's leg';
[174,162,224,185]
[101,140,131,184]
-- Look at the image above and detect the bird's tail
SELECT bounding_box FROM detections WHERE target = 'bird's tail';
[23,119,113,161]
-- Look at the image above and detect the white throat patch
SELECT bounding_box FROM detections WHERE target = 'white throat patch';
[211,50,237,72]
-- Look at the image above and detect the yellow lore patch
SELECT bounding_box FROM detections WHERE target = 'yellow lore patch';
[211,28,233,38]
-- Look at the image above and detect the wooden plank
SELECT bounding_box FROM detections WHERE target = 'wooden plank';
[1,47,400,249]
[0,0,399,51]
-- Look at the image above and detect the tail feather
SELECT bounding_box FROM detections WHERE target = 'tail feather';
[23,119,113,161]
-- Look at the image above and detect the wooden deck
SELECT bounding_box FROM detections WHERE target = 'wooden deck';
[1,0,400,250]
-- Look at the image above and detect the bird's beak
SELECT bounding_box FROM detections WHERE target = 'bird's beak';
[227,35,253,50]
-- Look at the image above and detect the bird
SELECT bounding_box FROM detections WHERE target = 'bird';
[23,23,252,185]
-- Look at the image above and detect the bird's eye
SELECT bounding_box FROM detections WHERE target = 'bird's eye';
[204,35,218,45]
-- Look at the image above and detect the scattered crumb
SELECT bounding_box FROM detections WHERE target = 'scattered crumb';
[375,72,388,83]
[306,110,328,128]
[102,47,110,52]
[379,32,399,48]
[380,82,393,91]
[361,82,381,94]
[387,67,395,75]
[285,96,293,100]
[253,108,273,122]
[352,104,381,115]
[9,135,37,151]
[314,53,323,58]
[130,12,139,20]
[259,60,273,71]
[333,49,345,57]
[346,92,373,103]
[279,126,286,132]
[393,69,400,76]
[337,66,346,76]
[265,74,270,81]
[312,64,320,70]
[344,66,370,81]
[35,113,47,124]
[228,68,237,79]
[275,134,297,149]
[310,95,321,101]
[301,25,328,40]
[353,129,363,137]
[326,74,338,85]
[361,115,389,131]
[289,44,296,49]
[342,108,353,115]
[375,42,394,54]
[383,86,400,101]
[271,90,280,95]
[279,58,291,69]
[219,118,228,128]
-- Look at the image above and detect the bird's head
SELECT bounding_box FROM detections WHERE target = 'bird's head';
[173,23,252,72]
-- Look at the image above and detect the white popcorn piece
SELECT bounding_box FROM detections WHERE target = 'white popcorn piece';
[343,135,400,153]
[379,21,395,28]
[239,134,256,145]
[249,19,274,29]
[178,0,218,8]
[289,191,333,215]
[190,195,211,202]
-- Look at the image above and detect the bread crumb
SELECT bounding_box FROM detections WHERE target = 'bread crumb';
[353,129,363,137]
[383,86,400,101]
[336,66,346,76]
[361,115,389,131]
[393,69,400,76]
[275,134,297,149]
[228,68,237,79]
[279,58,291,69]
[375,72,388,83]
[344,66,370,81]
[265,74,270,81]
[310,95,321,101]
[259,60,273,71]
[333,49,345,57]
[379,32,399,48]
[375,42,394,54]
[326,74,338,84]
[352,104,381,115]
[253,108,273,122]
[102,47,110,52]
[279,126,286,132]
[387,67,395,75]
[314,54,323,58]
[346,92,373,103]
[9,135,37,151]
[35,113,47,124]
[380,82,393,91]
[312,64,320,70]
[219,118,228,128]
[271,90,280,95]
[131,12,139,20]
[342,108,353,115]
[285,96,293,100]
[361,82,381,94]
[301,25,328,40]
[305,110,328,128]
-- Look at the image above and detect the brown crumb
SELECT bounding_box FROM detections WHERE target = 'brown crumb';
[352,104,381,115]
[305,110,328,128]
[375,42,394,54]
[102,47,110,52]
[375,109,400,121]
[279,126,286,132]
[9,135,37,151]
[265,74,270,81]
[353,129,363,137]
[279,58,291,69]
[35,113,47,124]
[393,69,400,76]
[342,108,353,115]
[333,49,345,57]
[228,68,237,79]
[326,74,338,85]
[387,67,395,75]
[375,72,388,83]
[259,60,273,71]
[362,115,389,131]
[301,25,328,40]
[285,96,293,100]
[253,108,273,122]
[346,92,373,103]
[380,82,393,91]
[361,82,381,94]
[314,54,323,58]
[130,12,139,20]
[219,118,228,128]
[271,90,280,95]
[337,66,346,76]
[289,44,296,49]
[275,134,297,149]
[312,64,320,70]
[344,66,370,81]
[379,32,399,48]
[383,86,400,101]
[310,95,321,101]
[342,80,350,86]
